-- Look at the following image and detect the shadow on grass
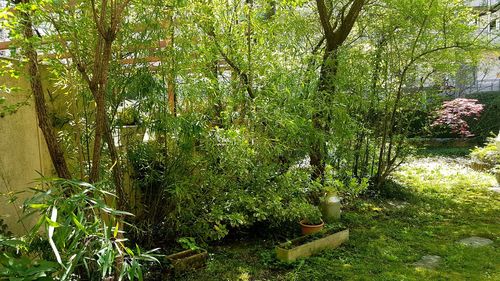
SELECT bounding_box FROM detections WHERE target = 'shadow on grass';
[415,146,474,158]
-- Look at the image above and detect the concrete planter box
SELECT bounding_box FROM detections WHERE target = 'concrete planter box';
[165,249,208,276]
[276,229,349,262]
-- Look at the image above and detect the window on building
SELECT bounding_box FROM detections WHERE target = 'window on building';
[490,19,497,31]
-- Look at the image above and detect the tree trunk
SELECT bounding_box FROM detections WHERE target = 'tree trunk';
[310,48,338,181]
[21,2,71,179]
[103,115,125,209]
[83,0,128,211]
[210,60,223,127]
[88,37,112,183]
[310,0,366,181]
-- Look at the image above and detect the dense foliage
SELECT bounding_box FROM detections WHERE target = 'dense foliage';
[171,155,499,281]
[466,92,500,139]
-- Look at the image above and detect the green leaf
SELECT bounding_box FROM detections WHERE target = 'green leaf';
[71,213,87,234]
[48,207,62,265]
[113,222,119,238]
[28,203,48,209]
[44,217,60,228]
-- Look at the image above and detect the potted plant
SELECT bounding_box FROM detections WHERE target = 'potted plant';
[164,237,208,277]
[299,208,324,235]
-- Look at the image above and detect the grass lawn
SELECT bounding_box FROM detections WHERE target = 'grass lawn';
[173,154,499,281]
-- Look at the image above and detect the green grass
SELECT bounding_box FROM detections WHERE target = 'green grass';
[172,156,499,281]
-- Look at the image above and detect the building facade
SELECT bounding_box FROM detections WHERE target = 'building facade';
[458,0,500,94]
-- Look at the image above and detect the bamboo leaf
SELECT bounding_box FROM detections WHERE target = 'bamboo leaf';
[48,206,62,265]
[71,213,87,234]
[28,203,48,209]
[113,221,119,238]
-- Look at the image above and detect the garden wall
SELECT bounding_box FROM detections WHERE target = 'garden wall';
[0,59,54,235]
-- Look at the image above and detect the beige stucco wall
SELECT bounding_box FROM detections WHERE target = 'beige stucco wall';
[0,59,54,235]
[0,59,138,235]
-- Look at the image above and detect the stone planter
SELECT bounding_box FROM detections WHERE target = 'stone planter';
[165,249,208,276]
[469,161,491,171]
[276,229,349,262]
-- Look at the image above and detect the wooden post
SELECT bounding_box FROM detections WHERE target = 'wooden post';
[167,10,176,115]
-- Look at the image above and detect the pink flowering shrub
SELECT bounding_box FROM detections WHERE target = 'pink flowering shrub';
[432,98,484,137]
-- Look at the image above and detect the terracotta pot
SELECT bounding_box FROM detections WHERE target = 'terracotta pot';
[299,219,324,235]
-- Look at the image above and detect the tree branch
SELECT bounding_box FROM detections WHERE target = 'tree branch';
[209,33,255,100]
[315,0,334,48]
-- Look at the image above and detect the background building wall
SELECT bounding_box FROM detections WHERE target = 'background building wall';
[451,0,500,95]
[0,59,54,235]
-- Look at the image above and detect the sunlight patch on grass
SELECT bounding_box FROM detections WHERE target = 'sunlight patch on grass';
[394,157,496,190]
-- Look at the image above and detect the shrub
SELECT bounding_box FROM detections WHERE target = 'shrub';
[322,166,369,202]
[0,235,58,281]
[127,116,319,244]
[470,135,500,171]
[432,98,484,137]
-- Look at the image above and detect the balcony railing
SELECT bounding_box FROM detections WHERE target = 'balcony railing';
[467,0,500,8]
